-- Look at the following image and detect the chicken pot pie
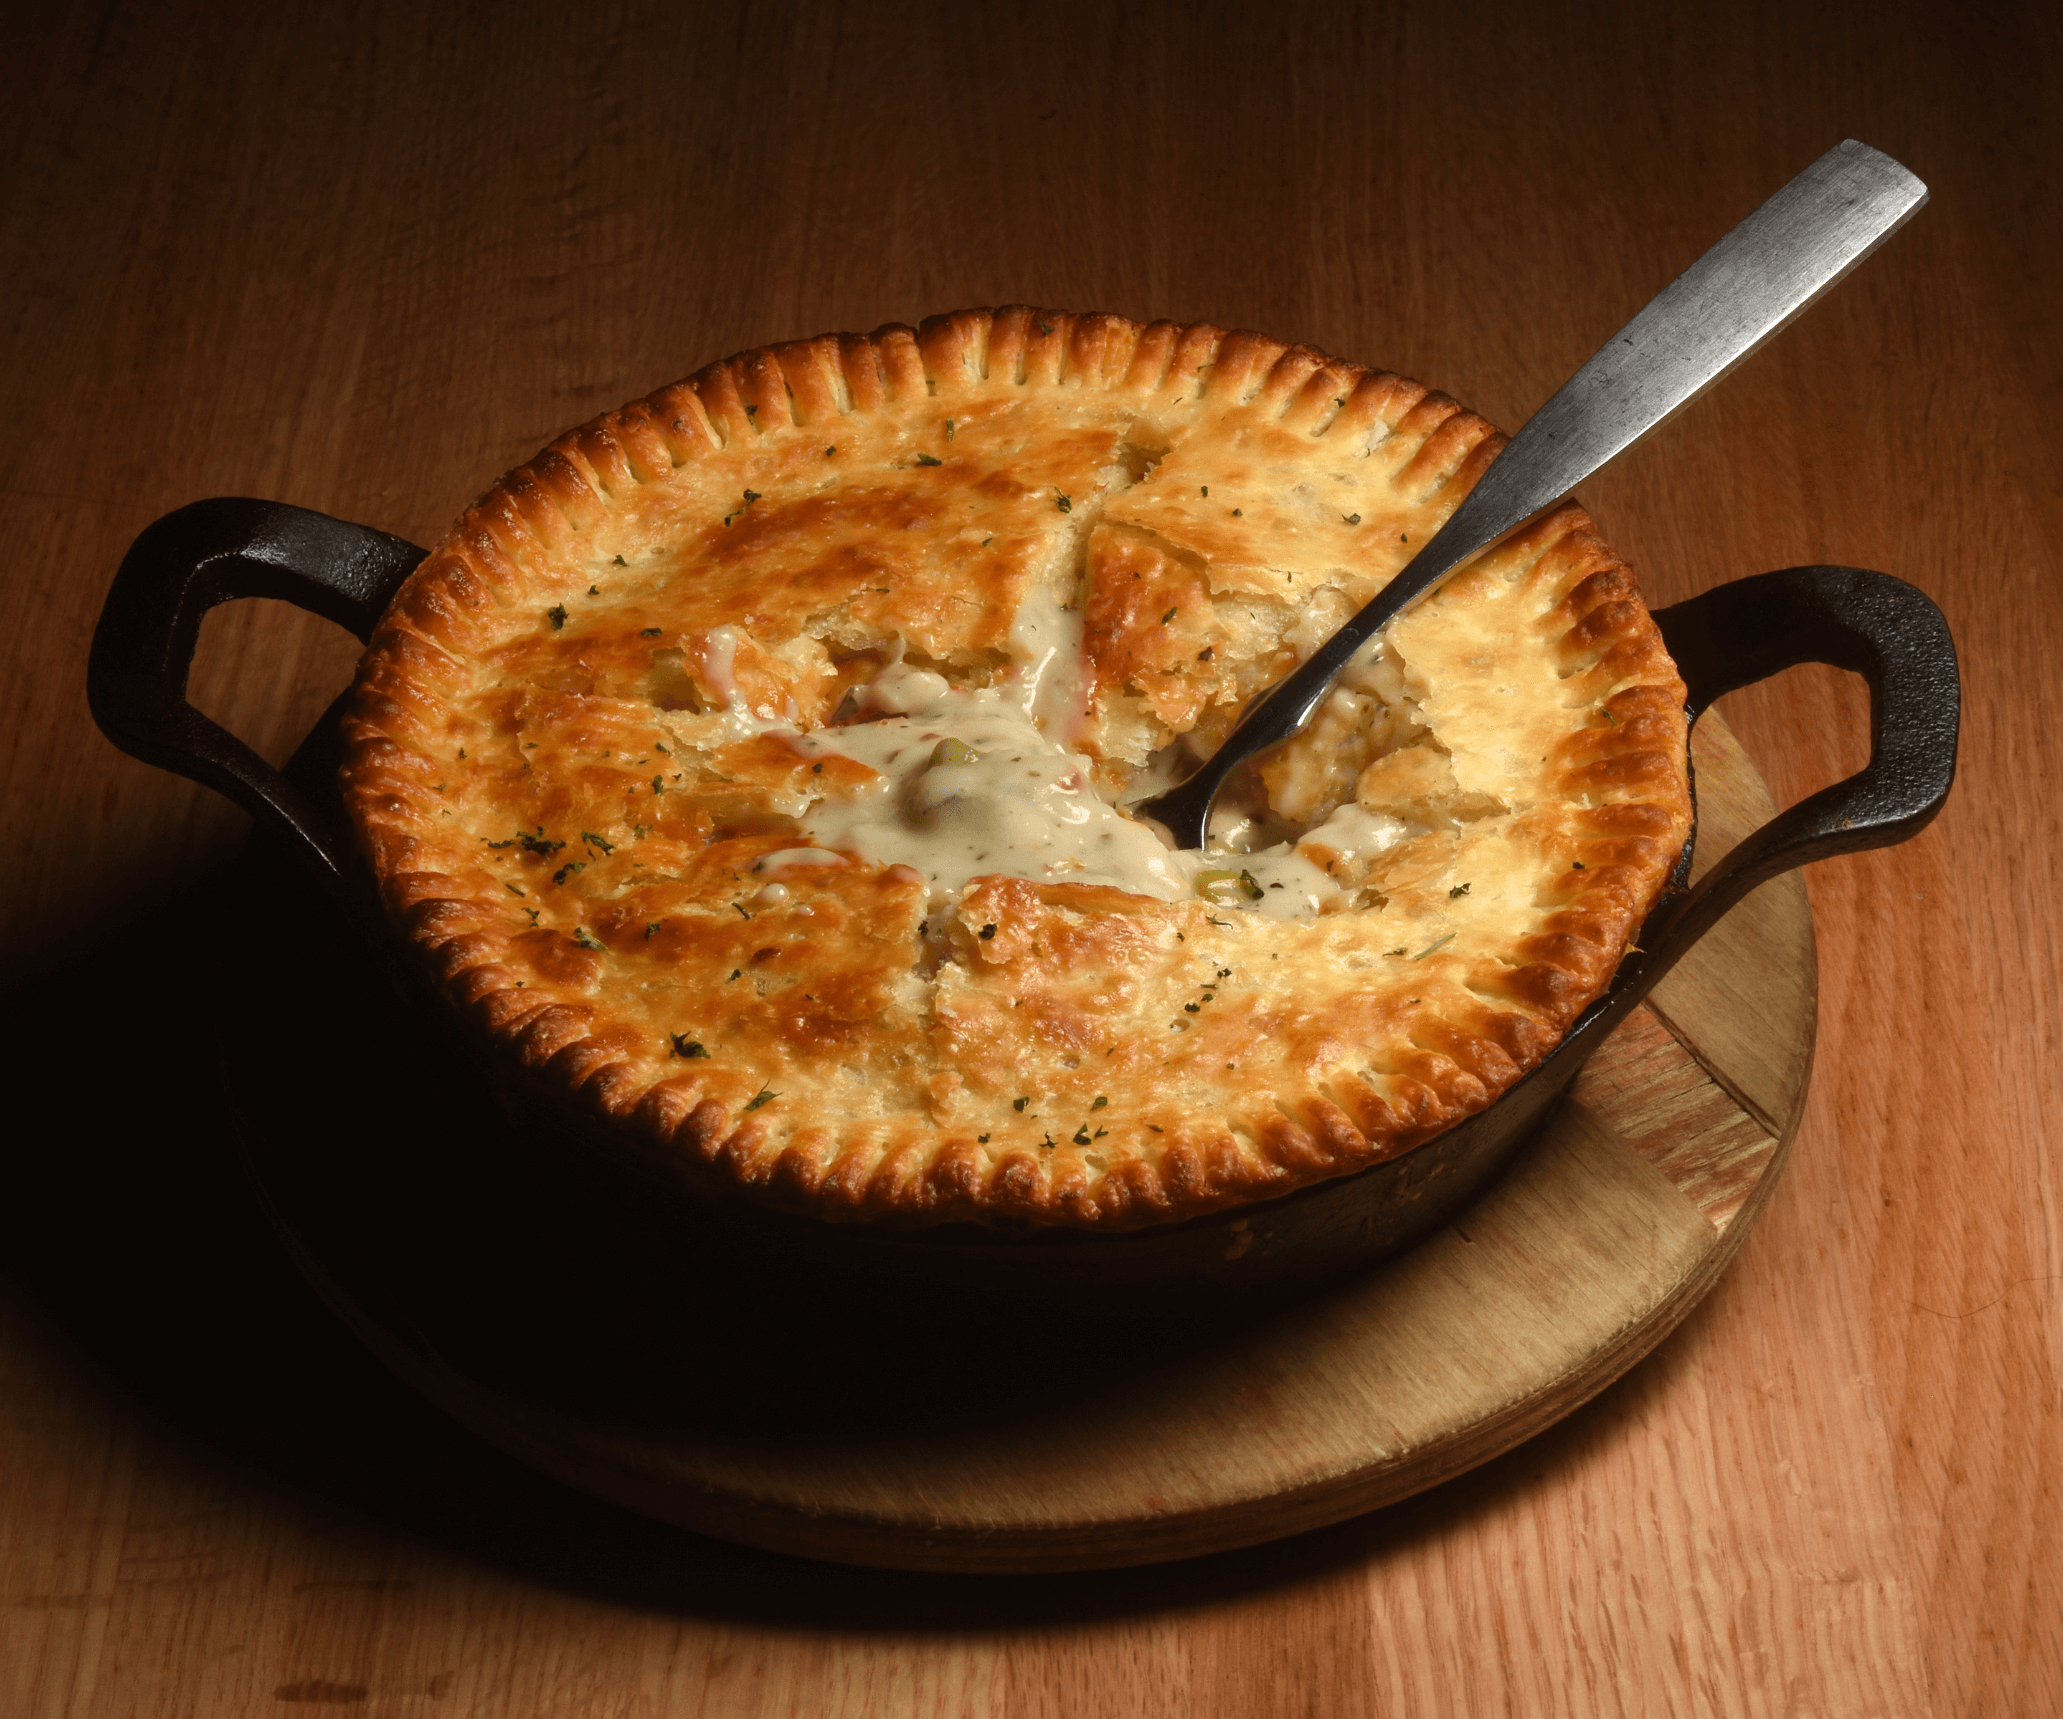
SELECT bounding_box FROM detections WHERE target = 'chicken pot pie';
[342,308,1691,1231]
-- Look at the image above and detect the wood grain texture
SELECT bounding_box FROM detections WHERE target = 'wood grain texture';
[264,713,1795,1575]
[3,0,2057,1712]
[231,716,1798,1578]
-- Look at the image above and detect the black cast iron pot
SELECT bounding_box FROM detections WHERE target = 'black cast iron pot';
[87,498,1960,1315]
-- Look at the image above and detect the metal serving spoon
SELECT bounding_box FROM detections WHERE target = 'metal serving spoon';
[1134,139,1928,848]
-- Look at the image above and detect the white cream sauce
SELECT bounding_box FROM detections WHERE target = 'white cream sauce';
[1206,843,1342,919]
[793,669,1192,912]
[685,623,803,742]
[682,597,1413,921]
[783,662,1407,921]
[1006,580,1088,742]
[697,625,742,707]
[1298,803,1414,870]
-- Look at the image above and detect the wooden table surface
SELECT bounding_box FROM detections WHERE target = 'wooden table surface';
[4,2,2057,1713]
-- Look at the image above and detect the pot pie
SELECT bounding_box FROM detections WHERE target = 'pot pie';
[342,308,1691,1230]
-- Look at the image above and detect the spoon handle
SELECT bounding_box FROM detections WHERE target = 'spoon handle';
[1137,139,1928,848]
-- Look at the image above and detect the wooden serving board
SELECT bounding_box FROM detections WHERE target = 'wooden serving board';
[221,712,1811,1575]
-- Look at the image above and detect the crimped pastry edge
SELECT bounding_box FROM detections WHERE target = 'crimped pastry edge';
[340,307,1691,1231]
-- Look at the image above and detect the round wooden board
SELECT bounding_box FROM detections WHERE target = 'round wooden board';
[221,711,1812,1575]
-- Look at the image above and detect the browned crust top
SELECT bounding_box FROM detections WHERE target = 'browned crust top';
[340,308,1691,1230]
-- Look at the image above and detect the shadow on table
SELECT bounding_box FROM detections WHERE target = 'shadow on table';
[0,866,1678,1632]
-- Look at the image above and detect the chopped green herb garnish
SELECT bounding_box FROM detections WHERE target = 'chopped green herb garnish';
[728,968,741,981]
[1415,933,1456,960]
[1013,1096,1030,1112]
[1343,513,1361,525]
[743,1085,776,1112]
[825,445,836,455]
[734,903,750,919]
[979,923,997,939]
[642,626,663,637]
[1232,507,1243,517]
[1572,860,1586,870]
[742,489,760,503]
[1055,492,1072,512]
[572,926,603,951]
[546,604,567,629]
[552,861,586,885]
[1038,321,1054,335]
[588,584,599,596]
[914,452,943,467]
[1162,607,1178,624]
[1200,485,1208,496]
[645,921,661,939]
[1449,882,1471,899]
[581,830,616,854]
[652,776,664,794]
[1092,1096,1108,1110]
[1074,1126,1092,1145]
[670,1034,706,1058]
[945,418,955,440]
[1184,1002,1201,1013]
[613,554,627,566]
[505,883,525,896]
[978,1133,989,1143]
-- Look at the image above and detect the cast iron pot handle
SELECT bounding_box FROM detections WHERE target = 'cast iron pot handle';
[91,518,1955,952]
[87,497,427,892]
[1632,563,1958,987]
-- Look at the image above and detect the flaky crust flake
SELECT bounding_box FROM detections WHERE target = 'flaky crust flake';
[341,309,1691,1230]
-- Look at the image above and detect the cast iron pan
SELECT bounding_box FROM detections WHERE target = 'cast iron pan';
[88,498,1960,1317]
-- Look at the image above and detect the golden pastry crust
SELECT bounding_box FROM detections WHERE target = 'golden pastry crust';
[341,308,1691,1230]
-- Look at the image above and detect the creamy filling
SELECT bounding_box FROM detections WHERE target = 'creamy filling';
[693,607,1416,920]
[1191,846,1338,919]
[689,623,802,741]
[1300,802,1415,867]
[791,670,1192,912]
[1005,580,1089,742]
